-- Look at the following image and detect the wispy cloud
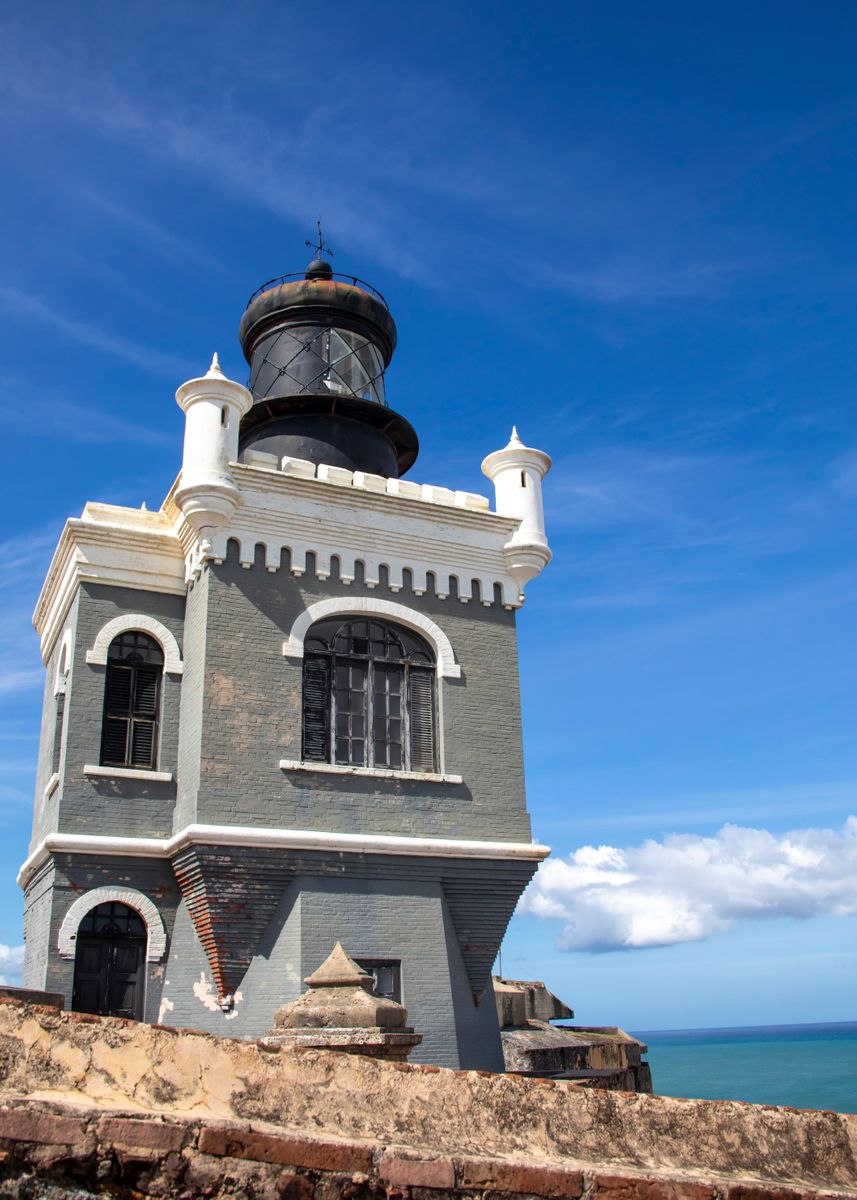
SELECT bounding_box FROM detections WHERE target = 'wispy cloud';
[0,527,62,700]
[0,286,191,377]
[0,20,777,306]
[73,186,223,273]
[521,817,857,952]
[0,944,25,986]
[1,387,174,448]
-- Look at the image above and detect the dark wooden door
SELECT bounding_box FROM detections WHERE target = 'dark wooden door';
[72,935,145,1020]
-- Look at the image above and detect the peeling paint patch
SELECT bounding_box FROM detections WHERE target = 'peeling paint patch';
[158,997,174,1024]
[192,974,244,1019]
[192,972,221,1013]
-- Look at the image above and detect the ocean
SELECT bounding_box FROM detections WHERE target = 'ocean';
[632,1021,857,1114]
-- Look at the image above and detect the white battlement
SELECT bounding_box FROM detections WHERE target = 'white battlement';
[240,449,491,513]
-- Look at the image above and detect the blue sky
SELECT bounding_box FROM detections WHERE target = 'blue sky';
[0,2,855,1030]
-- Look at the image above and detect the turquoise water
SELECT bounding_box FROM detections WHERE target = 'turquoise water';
[632,1022,857,1114]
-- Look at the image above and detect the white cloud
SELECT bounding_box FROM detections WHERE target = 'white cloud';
[520,817,857,952]
[0,944,25,986]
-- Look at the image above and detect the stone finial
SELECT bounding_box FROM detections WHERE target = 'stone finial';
[206,352,224,378]
[509,426,523,446]
[303,941,374,990]
[261,942,422,1061]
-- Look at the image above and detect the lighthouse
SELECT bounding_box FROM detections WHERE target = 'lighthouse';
[19,240,552,1070]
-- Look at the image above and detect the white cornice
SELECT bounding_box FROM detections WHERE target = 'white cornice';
[33,450,539,668]
[17,824,550,889]
[33,504,185,663]
[199,461,526,607]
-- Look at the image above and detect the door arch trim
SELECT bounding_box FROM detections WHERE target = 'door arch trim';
[58,887,166,961]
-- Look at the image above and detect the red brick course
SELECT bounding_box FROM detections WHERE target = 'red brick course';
[379,1153,456,1189]
[592,1174,717,1199]
[460,1157,584,1197]
[0,1107,85,1146]
[198,1124,374,1173]
[97,1116,186,1153]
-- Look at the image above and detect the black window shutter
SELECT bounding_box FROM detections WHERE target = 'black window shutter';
[105,664,133,714]
[101,717,129,765]
[408,669,435,772]
[130,721,155,769]
[133,666,160,716]
[302,655,330,761]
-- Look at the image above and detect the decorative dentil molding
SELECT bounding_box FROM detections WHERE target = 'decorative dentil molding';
[283,596,462,679]
[57,885,167,961]
[85,613,184,675]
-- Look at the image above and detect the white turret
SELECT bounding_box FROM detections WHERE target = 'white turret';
[481,428,552,593]
[174,354,253,535]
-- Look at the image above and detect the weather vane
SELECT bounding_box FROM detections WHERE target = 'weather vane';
[306,218,334,262]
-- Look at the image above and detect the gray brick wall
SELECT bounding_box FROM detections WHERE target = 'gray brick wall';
[56,583,185,840]
[30,595,81,850]
[23,525,534,1072]
[175,569,208,833]
[22,861,56,990]
[155,867,503,1069]
[34,855,180,1024]
[190,543,532,844]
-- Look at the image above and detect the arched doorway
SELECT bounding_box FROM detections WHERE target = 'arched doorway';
[71,901,146,1020]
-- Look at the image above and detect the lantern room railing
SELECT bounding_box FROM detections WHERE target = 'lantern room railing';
[246,272,389,310]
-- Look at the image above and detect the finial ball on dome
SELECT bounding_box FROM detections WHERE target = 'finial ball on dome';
[305,257,334,281]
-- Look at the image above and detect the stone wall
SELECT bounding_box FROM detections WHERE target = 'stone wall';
[0,998,853,1198]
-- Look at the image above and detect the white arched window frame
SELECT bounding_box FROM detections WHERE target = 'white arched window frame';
[283,597,461,679]
[86,614,183,675]
[58,886,167,961]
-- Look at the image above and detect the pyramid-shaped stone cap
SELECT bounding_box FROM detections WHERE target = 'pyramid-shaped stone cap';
[272,942,410,1032]
[303,942,374,990]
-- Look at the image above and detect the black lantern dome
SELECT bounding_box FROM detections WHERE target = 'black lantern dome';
[237,252,418,477]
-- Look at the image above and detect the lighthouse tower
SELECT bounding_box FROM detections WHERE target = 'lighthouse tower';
[19,244,552,1070]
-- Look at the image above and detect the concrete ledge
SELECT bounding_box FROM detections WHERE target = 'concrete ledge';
[279,759,463,785]
[84,764,174,783]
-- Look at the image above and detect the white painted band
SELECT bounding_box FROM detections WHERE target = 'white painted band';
[18,823,550,889]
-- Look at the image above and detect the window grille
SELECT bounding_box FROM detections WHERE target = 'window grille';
[100,632,164,770]
[356,958,402,1004]
[78,901,146,939]
[302,619,436,773]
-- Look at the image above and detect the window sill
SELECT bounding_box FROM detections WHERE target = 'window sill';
[84,765,174,783]
[278,759,463,785]
[43,772,60,799]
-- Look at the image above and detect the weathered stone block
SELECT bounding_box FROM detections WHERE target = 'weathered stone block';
[0,1107,85,1146]
[460,1156,584,1197]
[591,1174,717,1200]
[199,1124,374,1173]
[379,1153,456,1189]
[97,1115,186,1152]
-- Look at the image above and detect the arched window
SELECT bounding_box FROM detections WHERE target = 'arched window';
[302,618,436,772]
[100,632,164,770]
